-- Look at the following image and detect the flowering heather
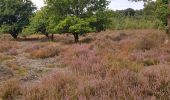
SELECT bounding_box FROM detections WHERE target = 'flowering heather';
[61,44,106,76]
[25,43,60,59]
[0,41,18,53]
[0,30,170,100]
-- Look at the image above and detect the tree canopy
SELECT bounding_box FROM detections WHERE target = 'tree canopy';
[43,0,111,42]
[0,0,36,39]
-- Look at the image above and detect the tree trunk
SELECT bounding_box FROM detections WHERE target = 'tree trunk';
[10,33,18,39]
[167,2,170,35]
[165,1,170,44]
[45,33,49,39]
[73,33,79,43]
[51,34,54,41]
[167,16,170,34]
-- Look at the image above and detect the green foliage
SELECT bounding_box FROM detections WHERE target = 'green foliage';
[22,7,49,36]
[89,11,112,32]
[44,0,110,42]
[110,16,164,30]
[56,16,93,34]
[130,0,170,32]
[45,0,110,17]
[155,0,170,26]
[0,0,36,39]
[143,1,156,17]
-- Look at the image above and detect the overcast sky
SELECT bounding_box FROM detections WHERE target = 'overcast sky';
[31,0,144,10]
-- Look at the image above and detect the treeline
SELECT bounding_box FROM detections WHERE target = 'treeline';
[0,0,169,43]
[108,2,165,30]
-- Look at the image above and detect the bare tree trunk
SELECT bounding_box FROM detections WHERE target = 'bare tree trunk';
[51,34,54,41]
[167,2,170,35]
[10,32,18,39]
[165,1,170,44]
[45,33,49,40]
[73,33,79,43]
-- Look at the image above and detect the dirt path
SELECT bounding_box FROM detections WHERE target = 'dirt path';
[0,38,68,82]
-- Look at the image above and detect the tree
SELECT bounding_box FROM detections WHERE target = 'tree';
[23,7,51,39]
[155,0,170,33]
[130,0,170,34]
[0,0,36,39]
[143,1,156,17]
[55,16,93,42]
[45,0,110,42]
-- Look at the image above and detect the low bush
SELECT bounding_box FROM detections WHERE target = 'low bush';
[135,32,166,50]
[21,71,77,100]
[0,79,21,100]
[1,65,169,100]
[28,43,60,59]
[0,41,18,53]
[62,44,106,76]
[7,48,18,56]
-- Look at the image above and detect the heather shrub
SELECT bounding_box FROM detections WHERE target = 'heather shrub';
[77,78,111,100]
[136,37,156,50]
[5,60,28,76]
[135,32,166,50]
[1,66,170,100]
[29,43,60,59]
[0,41,18,53]
[0,54,14,62]
[104,52,143,73]
[106,69,140,99]
[143,58,160,66]
[129,49,168,65]
[106,66,170,99]
[137,66,170,99]
[24,43,49,53]
[0,30,170,100]
[7,48,18,56]
[21,71,78,100]
[0,79,21,100]
[111,32,128,41]
[62,44,106,76]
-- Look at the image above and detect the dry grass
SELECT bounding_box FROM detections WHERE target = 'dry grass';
[0,79,21,100]
[22,71,77,100]
[134,32,166,50]
[0,40,18,53]
[0,54,14,62]
[26,43,60,59]
[5,60,28,76]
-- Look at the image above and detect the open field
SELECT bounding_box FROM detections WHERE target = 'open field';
[0,29,170,100]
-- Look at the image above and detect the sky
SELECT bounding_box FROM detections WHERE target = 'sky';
[31,0,144,10]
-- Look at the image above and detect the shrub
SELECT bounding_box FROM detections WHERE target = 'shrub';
[0,54,14,62]
[24,43,48,53]
[62,44,106,76]
[21,71,77,100]
[28,43,60,59]
[135,32,166,50]
[137,65,170,99]
[0,41,18,53]
[110,17,164,30]
[0,79,21,100]
[143,58,160,66]
[7,48,18,56]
